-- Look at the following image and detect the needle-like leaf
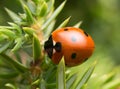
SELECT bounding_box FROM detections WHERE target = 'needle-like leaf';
[75,61,96,89]
[5,8,21,23]
[57,17,71,29]
[42,1,66,30]
[11,38,23,52]
[40,79,46,89]
[0,29,16,39]
[66,74,77,89]
[0,71,18,79]
[24,5,35,25]
[0,53,29,73]
[23,27,36,35]
[39,1,48,17]
[33,34,41,60]
[101,79,120,89]
[44,21,55,38]
[0,42,11,53]
[8,22,22,35]
[70,61,96,89]
[74,21,83,28]
[5,83,17,89]
[57,57,66,89]
[0,34,8,42]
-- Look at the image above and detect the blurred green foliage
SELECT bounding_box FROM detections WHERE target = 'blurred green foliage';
[55,0,120,64]
[0,0,120,64]
[0,0,23,25]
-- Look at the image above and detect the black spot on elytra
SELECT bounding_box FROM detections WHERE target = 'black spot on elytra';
[84,31,88,37]
[71,53,77,59]
[54,42,62,52]
[64,28,68,31]
[71,36,77,42]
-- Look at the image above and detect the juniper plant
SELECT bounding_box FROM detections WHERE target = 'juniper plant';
[0,0,120,89]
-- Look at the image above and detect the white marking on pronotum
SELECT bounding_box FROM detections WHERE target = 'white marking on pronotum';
[53,49,56,54]
[53,40,56,46]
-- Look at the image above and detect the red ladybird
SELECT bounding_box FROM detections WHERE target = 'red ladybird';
[44,27,95,66]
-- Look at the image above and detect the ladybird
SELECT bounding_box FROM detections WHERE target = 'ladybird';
[44,27,95,66]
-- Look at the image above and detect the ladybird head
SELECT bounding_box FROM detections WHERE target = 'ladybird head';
[44,35,63,63]
[44,35,53,58]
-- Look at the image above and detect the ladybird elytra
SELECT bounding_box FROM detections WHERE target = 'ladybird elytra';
[44,27,95,66]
